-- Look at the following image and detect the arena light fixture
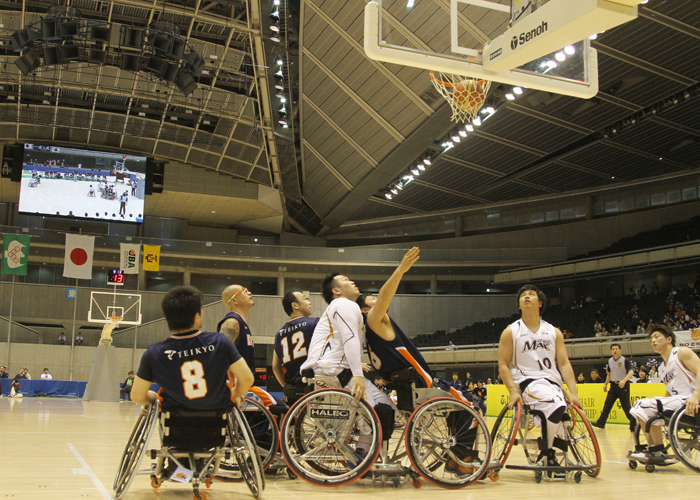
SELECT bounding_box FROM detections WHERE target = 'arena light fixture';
[505,93,515,100]
[513,86,523,94]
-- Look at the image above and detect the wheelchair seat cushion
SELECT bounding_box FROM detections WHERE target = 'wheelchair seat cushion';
[162,408,228,451]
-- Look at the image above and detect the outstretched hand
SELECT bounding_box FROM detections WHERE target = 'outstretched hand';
[398,247,420,274]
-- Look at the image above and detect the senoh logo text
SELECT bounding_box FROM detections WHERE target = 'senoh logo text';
[510,21,548,50]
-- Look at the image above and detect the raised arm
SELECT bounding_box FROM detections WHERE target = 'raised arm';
[367,247,420,338]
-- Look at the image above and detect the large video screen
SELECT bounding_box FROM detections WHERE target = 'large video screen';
[18,144,147,223]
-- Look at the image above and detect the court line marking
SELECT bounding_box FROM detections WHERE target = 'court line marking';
[68,443,113,500]
[273,479,303,499]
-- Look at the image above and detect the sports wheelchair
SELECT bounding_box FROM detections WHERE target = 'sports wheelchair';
[490,401,601,482]
[113,400,265,500]
[627,403,700,473]
[279,368,492,489]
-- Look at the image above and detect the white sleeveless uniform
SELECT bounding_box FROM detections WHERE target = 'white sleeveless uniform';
[508,319,567,449]
[631,347,698,424]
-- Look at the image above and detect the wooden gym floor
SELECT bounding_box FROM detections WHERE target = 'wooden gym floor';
[0,397,697,500]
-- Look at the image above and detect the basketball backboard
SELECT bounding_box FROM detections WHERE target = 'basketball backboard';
[88,290,142,325]
[365,0,646,99]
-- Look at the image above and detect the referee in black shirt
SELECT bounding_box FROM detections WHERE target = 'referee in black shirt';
[592,343,635,431]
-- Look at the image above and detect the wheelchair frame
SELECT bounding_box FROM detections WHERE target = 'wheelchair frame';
[493,401,602,482]
[113,400,265,500]
[278,373,492,489]
[628,404,700,474]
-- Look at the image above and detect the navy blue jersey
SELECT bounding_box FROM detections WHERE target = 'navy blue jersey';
[365,316,434,388]
[217,312,255,373]
[137,330,242,411]
[274,316,319,383]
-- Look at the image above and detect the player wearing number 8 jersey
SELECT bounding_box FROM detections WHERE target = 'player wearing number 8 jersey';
[131,286,254,411]
[498,284,580,477]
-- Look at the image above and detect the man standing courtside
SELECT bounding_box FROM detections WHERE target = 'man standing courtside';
[272,290,319,404]
[592,343,635,431]
[218,284,277,406]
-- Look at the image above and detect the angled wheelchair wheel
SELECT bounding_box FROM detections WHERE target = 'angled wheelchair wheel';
[490,401,521,467]
[279,388,382,486]
[405,397,491,489]
[228,405,265,498]
[669,407,700,473]
[221,397,279,474]
[566,405,601,478]
[113,401,159,499]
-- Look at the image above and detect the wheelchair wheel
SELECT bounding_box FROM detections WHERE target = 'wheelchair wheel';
[228,405,265,498]
[669,407,700,473]
[221,397,279,473]
[405,397,491,489]
[490,401,521,467]
[279,388,382,486]
[566,405,601,478]
[113,401,159,499]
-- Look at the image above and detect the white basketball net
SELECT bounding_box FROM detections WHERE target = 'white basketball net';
[431,71,491,123]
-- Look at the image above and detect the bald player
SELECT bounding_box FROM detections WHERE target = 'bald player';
[218,284,277,407]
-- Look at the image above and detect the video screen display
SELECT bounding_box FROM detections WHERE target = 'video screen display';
[18,144,146,223]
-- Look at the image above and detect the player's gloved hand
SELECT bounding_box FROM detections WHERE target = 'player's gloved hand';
[351,376,366,403]
[686,395,699,416]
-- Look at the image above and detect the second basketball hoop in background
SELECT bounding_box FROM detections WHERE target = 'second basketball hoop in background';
[430,71,491,123]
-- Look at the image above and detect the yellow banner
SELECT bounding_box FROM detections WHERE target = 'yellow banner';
[486,383,667,423]
[142,245,160,272]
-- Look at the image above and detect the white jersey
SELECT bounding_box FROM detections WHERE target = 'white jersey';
[509,318,563,386]
[659,347,697,399]
[300,297,365,377]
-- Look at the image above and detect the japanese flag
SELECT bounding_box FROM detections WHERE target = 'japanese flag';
[63,234,95,280]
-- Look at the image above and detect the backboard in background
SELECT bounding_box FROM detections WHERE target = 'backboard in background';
[365,0,646,99]
[88,290,142,325]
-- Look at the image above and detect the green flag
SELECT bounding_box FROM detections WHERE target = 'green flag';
[2,234,31,276]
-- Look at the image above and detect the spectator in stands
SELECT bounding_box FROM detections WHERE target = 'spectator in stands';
[640,283,647,296]
[637,321,646,335]
[450,372,463,391]
[75,333,83,346]
[648,364,658,379]
[637,367,649,383]
[446,341,456,351]
[464,371,474,387]
[612,322,621,335]
[653,283,661,295]
[486,378,493,385]
[473,381,487,414]
[585,294,593,303]
[674,321,683,331]
[58,333,66,345]
[622,328,631,336]
[590,369,603,383]
[625,309,632,320]
[578,373,586,383]
[120,371,135,401]
[41,368,52,380]
[0,366,8,378]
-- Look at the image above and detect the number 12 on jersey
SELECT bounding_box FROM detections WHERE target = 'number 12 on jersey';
[280,331,308,363]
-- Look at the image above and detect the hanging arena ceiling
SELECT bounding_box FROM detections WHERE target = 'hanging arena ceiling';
[1,0,699,238]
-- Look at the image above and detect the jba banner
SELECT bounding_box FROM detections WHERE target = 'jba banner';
[119,243,140,274]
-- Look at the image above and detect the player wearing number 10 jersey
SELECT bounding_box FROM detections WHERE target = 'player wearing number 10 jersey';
[131,286,254,411]
[272,291,319,387]
[498,284,580,476]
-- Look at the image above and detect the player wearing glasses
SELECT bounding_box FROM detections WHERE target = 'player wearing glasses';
[218,284,278,407]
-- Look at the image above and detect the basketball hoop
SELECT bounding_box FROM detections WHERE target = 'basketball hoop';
[430,71,491,123]
[109,316,123,325]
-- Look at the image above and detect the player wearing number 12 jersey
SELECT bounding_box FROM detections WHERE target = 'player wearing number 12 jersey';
[272,291,319,387]
[131,286,254,411]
